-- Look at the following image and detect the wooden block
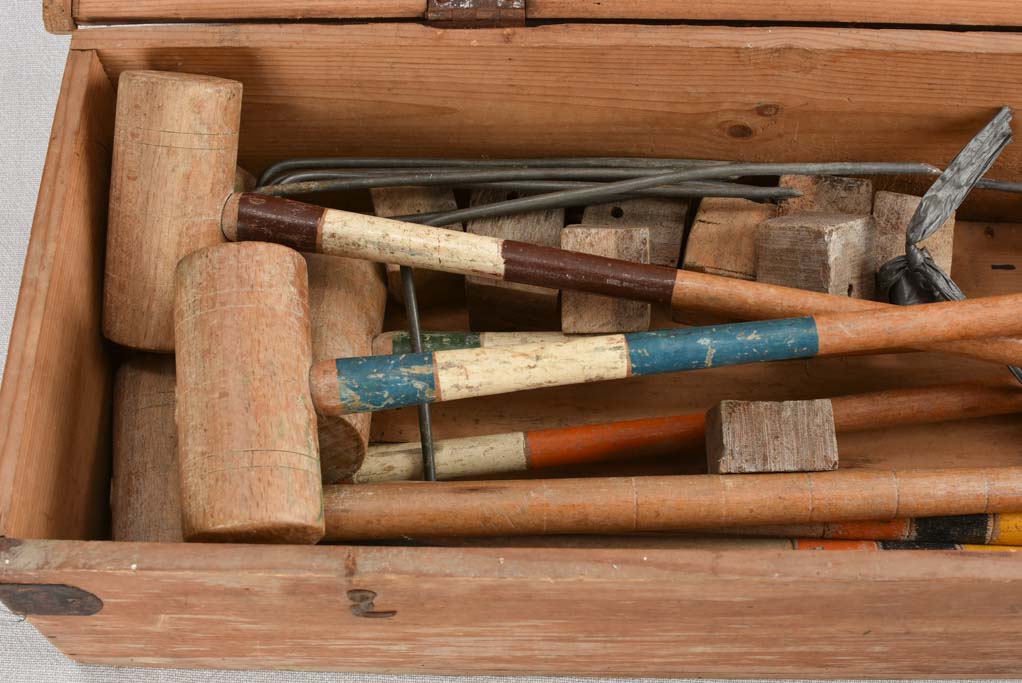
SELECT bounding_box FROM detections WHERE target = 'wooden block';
[706,399,839,474]
[582,198,688,267]
[560,225,651,333]
[683,198,778,282]
[873,190,956,273]
[369,186,464,307]
[778,175,873,216]
[465,189,562,331]
[755,214,876,300]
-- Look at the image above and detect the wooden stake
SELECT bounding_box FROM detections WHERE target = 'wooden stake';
[174,242,323,544]
[104,71,240,351]
[682,197,777,282]
[111,355,181,542]
[225,193,1022,367]
[465,189,562,331]
[312,296,1022,417]
[561,225,652,333]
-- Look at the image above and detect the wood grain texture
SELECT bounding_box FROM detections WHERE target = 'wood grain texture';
[706,399,839,474]
[560,225,651,333]
[305,253,387,483]
[527,0,1022,26]
[74,0,427,22]
[42,0,74,33]
[755,214,877,300]
[323,466,1022,539]
[72,24,1022,222]
[676,197,778,325]
[5,538,1022,676]
[174,243,323,544]
[581,198,688,267]
[873,191,956,276]
[111,355,181,542]
[369,186,464,307]
[777,175,873,217]
[103,70,241,351]
[466,189,562,331]
[0,51,114,540]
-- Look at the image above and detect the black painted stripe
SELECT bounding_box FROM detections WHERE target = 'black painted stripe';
[911,515,992,544]
[234,193,323,252]
[879,541,963,550]
[501,240,676,304]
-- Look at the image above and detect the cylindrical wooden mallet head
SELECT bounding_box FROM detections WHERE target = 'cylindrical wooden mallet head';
[111,354,182,542]
[104,70,242,351]
[306,253,387,482]
[174,242,323,544]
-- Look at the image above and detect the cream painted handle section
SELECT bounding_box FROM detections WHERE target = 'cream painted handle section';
[356,432,529,483]
[435,335,631,402]
[319,210,506,279]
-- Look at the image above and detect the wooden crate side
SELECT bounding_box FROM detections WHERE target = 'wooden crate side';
[73,0,426,23]
[0,50,115,540]
[72,24,1022,222]
[42,0,75,34]
[529,0,1022,26]
[3,538,1022,676]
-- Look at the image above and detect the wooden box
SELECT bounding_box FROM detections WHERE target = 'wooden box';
[4,1,1022,676]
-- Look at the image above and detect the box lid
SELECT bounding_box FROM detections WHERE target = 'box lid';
[43,0,1022,35]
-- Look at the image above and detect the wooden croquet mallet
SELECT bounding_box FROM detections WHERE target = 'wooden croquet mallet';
[174,240,1022,543]
[355,382,1022,482]
[103,70,1022,371]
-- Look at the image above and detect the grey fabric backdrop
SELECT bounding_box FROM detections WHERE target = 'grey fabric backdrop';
[0,4,1001,681]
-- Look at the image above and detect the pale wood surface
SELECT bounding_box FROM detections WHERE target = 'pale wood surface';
[174,243,323,544]
[71,24,1022,222]
[74,0,426,23]
[873,190,956,276]
[777,174,874,216]
[682,197,777,282]
[561,225,651,333]
[357,432,529,483]
[465,188,562,331]
[706,399,839,474]
[581,198,688,267]
[102,70,241,351]
[528,0,1022,26]
[369,186,464,306]
[0,51,114,540]
[111,355,181,542]
[305,253,387,483]
[756,214,877,299]
[6,538,1022,676]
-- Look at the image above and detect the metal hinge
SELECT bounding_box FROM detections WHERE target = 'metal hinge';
[426,0,526,28]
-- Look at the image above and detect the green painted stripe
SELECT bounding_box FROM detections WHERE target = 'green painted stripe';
[387,331,483,354]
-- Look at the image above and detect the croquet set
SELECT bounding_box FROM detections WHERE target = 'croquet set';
[4,2,1022,676]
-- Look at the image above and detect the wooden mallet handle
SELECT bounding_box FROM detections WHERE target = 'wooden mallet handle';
[310,295,1022,417]
[226,193,1022,367]
[323,465,1022,540]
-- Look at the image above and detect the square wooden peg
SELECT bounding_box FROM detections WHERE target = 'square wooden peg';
[778,175,873,216]
[581,198,688,267]
[873,190,956,274]
[755,214,876,300]
[706,399,839,474]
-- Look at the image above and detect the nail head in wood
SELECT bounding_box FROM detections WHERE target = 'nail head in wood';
[705,399,839,474]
